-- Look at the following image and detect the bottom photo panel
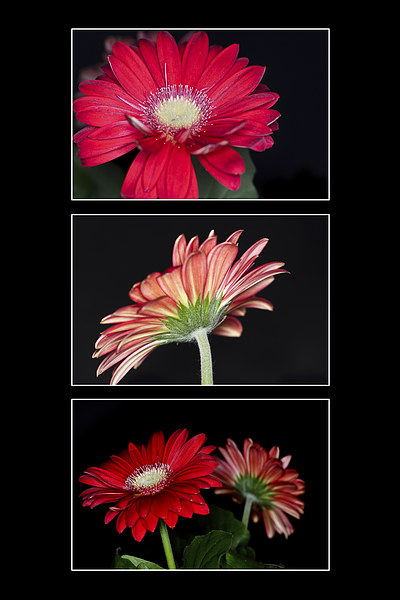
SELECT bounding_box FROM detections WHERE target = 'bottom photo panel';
[72,399,329,571]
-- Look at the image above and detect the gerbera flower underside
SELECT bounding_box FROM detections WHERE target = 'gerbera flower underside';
[93,229,289,384]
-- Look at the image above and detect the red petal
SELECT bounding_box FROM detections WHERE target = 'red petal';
[169,432,207,469]
[132,519,147,541]
[112,42,157,95]
[196,44,239,91]
[210,65,266,106]
[142,143,171,192]
[77,141,136,167]
[200,146,245,175]
[157,31,181,86]
[138,38,165,88]
[146,430,165,463]
[108,55,148,102]
[150,493,170,518]
[121,151,148,198]
[181,32,209,87]
[136,496,152,518]
[163,511,179,528]
[158,145,193,198]
[163,429,188,463]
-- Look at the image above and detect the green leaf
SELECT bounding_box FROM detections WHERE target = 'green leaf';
[194,148,259,199]
[223,551,284,570]
[73,152,125,199]
[113,548,164,569]
[182,530,232,569]
[199,505,251,551]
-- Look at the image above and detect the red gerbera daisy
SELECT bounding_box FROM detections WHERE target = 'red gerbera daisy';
[214,438,305,539]
[73,31,280,198]
[93,228,288,385]
[79,428,222,542]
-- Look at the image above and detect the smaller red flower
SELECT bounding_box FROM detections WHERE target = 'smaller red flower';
[79,429,222,542]
[214,438,305,539]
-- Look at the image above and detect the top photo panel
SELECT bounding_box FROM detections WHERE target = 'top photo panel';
[72,28,329,201]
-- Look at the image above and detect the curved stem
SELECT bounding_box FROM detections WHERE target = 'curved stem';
[159,520,176,570]
[242,495,254,530]
[193,328,213,385]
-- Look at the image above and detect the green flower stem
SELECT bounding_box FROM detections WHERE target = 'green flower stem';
[193,328,214,385]
[242,495,254,530]
[159,520,176,570]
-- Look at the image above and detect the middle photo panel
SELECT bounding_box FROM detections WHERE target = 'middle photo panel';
[72,214,329,386]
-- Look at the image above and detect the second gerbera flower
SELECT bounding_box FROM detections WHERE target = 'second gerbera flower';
[73,31,280,198]
[214,438,305,539]
[93,228,289,385]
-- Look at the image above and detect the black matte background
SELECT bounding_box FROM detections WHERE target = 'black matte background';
[72,28,328,199]
[72,214,328,385]
[73,398,329,570]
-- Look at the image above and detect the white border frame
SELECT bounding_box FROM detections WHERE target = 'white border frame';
[71,27,330,201]
[71,213,330,387]
[71,397,330,572]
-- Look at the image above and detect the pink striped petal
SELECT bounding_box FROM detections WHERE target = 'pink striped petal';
[226,238,269,284]
[203,242,238,299]
[212,316,243,337]
[140,271,165,301]
[172,233,187,266]
[182,251,207,304]
[156,266,188,305]
[138,296,178,318]
[228,296,274,313]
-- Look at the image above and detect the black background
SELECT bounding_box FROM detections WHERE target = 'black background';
[72,28,328,199]
[73,398,328,570]
[72,214,328,385]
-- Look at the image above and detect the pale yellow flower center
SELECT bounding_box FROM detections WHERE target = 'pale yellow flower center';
[144,84,212,137]
[156,96,202,130]
[125,463,171,494]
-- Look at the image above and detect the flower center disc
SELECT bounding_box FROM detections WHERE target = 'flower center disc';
[145,84,212,136]
[125,463,171,495]
[157,97,201,130]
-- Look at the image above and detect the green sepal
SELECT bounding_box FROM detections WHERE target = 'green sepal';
[158,294,226,342]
